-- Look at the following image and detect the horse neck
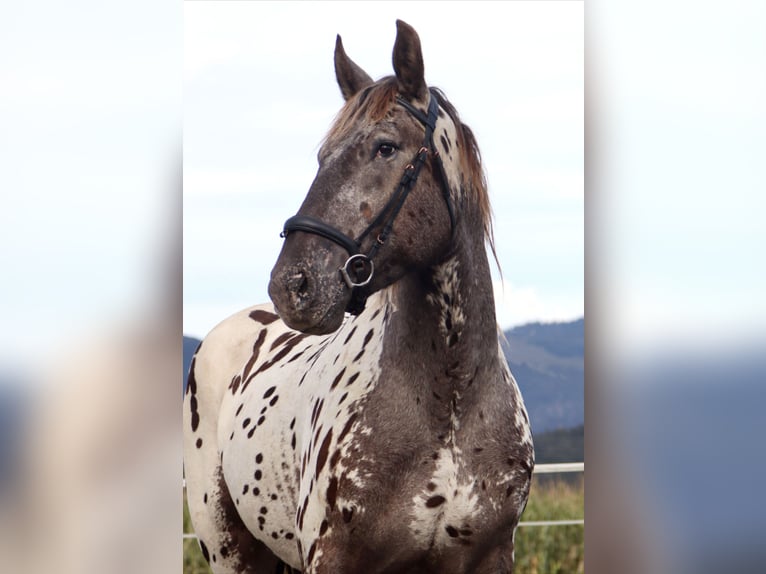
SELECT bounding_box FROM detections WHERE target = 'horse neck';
[388,209,500,393]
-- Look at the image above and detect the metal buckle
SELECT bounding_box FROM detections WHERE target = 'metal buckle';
[339,254,374,289]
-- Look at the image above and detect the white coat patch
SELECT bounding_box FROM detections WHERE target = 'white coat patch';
[409,447,479,549]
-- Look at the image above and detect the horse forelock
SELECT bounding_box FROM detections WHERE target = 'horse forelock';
[322,77,399,150]
[321,79,496,261]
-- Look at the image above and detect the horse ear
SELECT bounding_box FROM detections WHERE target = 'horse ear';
[334,35,373,101]
[392,20,427,101]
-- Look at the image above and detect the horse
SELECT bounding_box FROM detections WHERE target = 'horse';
[183,20,533,574]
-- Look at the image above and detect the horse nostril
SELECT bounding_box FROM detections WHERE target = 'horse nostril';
[287,271,312,302]
[298,275,309,297]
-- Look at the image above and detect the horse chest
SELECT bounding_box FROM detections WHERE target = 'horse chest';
[218,298,390,566]
[215,296,531,571]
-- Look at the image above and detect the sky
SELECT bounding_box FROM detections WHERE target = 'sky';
[183,1,585,339]
[3,0,762,369]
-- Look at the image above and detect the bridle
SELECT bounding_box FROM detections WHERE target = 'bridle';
[280,88,456,316]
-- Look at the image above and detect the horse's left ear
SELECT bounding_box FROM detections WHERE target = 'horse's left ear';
[335,35,374,101]
[392,20,427,101]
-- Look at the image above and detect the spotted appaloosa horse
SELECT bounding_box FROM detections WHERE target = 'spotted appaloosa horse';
[183,20,533,574]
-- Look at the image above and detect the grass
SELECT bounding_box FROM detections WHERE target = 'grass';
[515,477,584,574]
[183,477,583,573]
[184,491,212,574]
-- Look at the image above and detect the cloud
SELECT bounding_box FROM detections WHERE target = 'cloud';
[492,280,583,329]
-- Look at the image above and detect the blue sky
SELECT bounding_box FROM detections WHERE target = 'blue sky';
[183,1,585,339]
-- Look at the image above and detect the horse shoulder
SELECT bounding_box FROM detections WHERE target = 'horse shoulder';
[184,303,282,473]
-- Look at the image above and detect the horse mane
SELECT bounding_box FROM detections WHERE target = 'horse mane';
[428,86,497,265]
[323,77,497,262]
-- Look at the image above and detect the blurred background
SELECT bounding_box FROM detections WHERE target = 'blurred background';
[2,1,765,573]
[0,1,181,573]
[588,1,766,572]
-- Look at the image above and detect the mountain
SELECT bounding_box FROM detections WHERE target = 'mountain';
[504,320,584,358]
[502,318,584,433]
[533,424,584,464]
[183,336,202,394]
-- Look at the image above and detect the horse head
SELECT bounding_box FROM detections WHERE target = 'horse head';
[269,20,463,334]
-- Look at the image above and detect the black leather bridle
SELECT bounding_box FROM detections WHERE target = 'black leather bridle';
[280,88,456,316]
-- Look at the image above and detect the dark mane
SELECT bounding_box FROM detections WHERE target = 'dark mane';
[323,78,496,258]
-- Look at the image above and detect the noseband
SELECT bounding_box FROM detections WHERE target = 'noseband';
[280,89,456,316]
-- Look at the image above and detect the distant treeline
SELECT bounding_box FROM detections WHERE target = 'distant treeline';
[532,424,584,486]
[533,424,584,464]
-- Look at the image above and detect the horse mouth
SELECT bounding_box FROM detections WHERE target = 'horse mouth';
[268,267,349,335]
[273,298,346,335]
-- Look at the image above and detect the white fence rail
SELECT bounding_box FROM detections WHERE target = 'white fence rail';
[519,461,583,527]
[532,462,583,474]
[183,462,584,540]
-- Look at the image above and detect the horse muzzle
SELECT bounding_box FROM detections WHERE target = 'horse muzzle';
[268,255,349,335]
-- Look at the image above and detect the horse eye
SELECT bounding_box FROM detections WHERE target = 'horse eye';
[376,143,398,158]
